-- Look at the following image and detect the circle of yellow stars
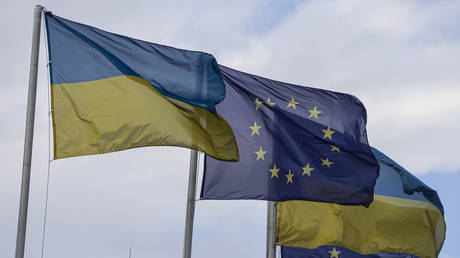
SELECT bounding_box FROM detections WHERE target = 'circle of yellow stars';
[250,95,341,184]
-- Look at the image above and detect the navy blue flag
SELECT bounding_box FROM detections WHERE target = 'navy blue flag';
[201,66,379,206]
[281,246,418,258]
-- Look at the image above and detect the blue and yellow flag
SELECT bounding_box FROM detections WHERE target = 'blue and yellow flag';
[201,66,379,206]
[44,13,238,161]
[277,147,446,258]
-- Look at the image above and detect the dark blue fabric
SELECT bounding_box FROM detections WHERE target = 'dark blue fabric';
[44,12,225,111]
[201,66,379,206]
[281,246,418,258]
[371,147,444,214]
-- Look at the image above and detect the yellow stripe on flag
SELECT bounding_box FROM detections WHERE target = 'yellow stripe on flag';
[51,75,239,161]
[277,195,446,258]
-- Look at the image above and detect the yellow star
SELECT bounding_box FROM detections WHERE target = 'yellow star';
[308,105,322,119]
[265,97,276,107]
[286,97,299,109]
[302,163,315,176]
[269,164,280,179]
[322,126,335,140]
[328,247,341,258]
[330,145,340,152]
[249,121,262,136]
[321,158,334,168]
[253,98,263,110]
[286,169,294,184]
[255,147,267,161]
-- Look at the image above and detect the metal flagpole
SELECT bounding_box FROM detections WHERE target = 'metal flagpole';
[15,5,44,258]
[182,150,199,258]
[266,201,277,258]
[182,56,208,258]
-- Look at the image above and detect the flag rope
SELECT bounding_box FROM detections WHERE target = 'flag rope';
[195,152,201,202]
[40,9,54,257]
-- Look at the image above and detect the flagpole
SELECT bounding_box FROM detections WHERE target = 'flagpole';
[183,150,198,258]
[266,201,277,258]
[15,5,44,258]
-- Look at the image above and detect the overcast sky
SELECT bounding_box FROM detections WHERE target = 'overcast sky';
[1,1,459,258]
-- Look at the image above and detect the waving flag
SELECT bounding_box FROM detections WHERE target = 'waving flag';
[281,246,418,258]
[44,13,238,161]
[277,147,446,258]
[201,66,379,206]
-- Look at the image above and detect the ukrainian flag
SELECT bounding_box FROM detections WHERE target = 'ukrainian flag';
[44,13,238,161]
[277,147,445,258]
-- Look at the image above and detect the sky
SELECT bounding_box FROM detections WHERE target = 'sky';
[1,0,459,258]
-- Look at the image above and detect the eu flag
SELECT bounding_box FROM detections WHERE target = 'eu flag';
[201,66,379,206]
[281,246,418,258]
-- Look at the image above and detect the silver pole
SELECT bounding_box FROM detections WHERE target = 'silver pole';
[182,150,198,258]
[15,5,44,258]
[266,201,277,258]
[128,247,132,258]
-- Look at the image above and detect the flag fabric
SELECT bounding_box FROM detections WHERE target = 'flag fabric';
[44,13,238,161]
[277,147,446,258]
[281,246,418,258]
[201,66,379,206]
